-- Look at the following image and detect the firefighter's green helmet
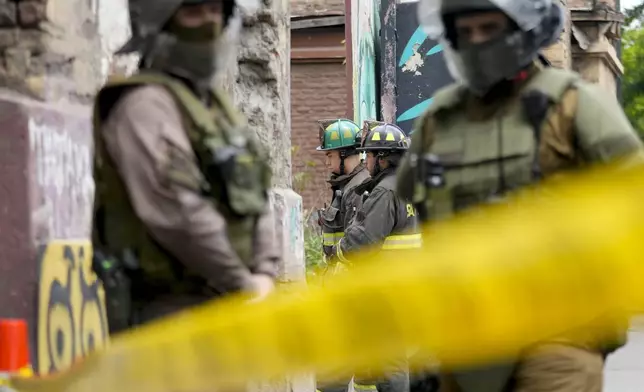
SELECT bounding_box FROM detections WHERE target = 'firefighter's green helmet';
[316,119,362,152]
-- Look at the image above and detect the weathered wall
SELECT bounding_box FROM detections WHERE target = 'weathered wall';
[291,61,348,210]
[235,0,293,189]
[0,0,305,378]
[0,1,104,366]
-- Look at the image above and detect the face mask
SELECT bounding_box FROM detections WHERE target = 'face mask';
[147,21,222,85]
[444,30,533,96]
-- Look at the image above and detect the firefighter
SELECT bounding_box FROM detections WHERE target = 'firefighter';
[91,0,279,333]
[314,118,370,392]
[316,118,370,273]
[331,122,420,392]
[395,0,644,391]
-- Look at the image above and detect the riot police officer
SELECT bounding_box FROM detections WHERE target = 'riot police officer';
[396,0,644,391]
[332,122,421,392]
[92,0,279,332]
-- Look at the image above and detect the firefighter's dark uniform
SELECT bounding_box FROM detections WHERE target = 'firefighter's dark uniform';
[316,118,371,261]
[332,123,420,392]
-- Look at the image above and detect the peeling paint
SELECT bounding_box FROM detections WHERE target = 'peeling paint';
[401,43,424,75]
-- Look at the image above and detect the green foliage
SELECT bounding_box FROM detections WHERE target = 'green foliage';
[291,144,319,194]
[291,144,326,280]
[304,222,325,269]
[622,18,644,135]
[302,210,327,283]
[624,3,644,27]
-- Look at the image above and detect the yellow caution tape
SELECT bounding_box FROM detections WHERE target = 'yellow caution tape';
[10,161,644,392]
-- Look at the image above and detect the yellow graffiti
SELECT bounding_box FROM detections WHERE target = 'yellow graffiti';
[36,241,109,375]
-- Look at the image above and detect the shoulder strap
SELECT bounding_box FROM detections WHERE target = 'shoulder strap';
[522,67,581,177]
[97,72,219,133]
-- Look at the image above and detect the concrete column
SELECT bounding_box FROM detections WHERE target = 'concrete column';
[232,0,310,391]
[232,0,305,286]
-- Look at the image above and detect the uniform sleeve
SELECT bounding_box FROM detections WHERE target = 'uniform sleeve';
[574,82,644,164]
[339,187,397,256]
[102,85,254,294]
[251,203,281,278]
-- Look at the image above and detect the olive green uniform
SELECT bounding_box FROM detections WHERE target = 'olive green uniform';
[92,72,277,330]
[396,64,644,392]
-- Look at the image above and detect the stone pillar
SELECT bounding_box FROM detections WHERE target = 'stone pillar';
[233,0,310,391]
[233,0,306,284]
[569,0,624,94]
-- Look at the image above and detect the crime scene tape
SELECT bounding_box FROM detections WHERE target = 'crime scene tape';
[9,160,644,392]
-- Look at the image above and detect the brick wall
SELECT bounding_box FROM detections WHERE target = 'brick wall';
[291,61,348,212]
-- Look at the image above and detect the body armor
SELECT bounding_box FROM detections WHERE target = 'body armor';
[405,66,635,392]
[93,72,271,299]
[412,67,579,221]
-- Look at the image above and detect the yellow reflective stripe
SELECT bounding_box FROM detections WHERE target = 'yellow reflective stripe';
[323,232,345,246]
[382,233,422,250]
[353,383,377,390]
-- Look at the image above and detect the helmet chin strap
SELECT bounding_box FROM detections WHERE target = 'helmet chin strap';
[371,151,387,176]
[339,150,347,176]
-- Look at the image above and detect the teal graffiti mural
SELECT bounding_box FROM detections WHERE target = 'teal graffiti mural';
[352,0,380,125]
[396,26,443,125]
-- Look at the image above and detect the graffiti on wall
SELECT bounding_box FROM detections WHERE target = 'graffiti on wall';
[394,2,453,134]
[36,241,109,375]
[352,0,381,124]
[29,115,95,241]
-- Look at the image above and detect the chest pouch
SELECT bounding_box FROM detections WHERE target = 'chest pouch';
[205,139,270,217]
[174,86,272,218]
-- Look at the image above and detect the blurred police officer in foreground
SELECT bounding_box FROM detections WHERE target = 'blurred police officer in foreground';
[396,0,644,391]
[92,0,279,332]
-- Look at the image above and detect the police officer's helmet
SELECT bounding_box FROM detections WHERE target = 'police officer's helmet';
[358,123,409,153]
[117,0,242,54]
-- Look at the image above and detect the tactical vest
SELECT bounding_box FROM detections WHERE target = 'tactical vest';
[92,72,271,296]
[410,68,626,392]
[414,67,580,221]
